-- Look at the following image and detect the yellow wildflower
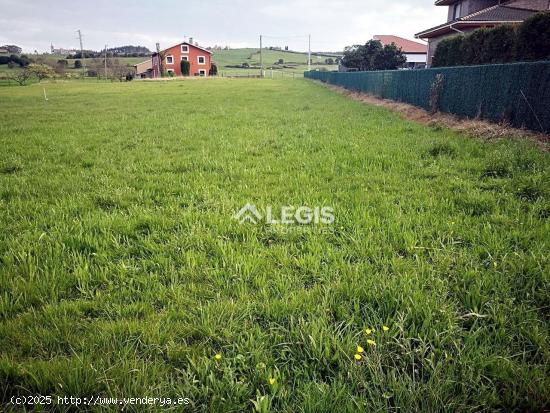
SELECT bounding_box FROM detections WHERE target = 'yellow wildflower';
[354,353,362,361]
[365,328,372,335]
[357,345,364,353]
[269,378,276,385]
[214,353,222,360]
[382,325,389,332]
[367,339,376,346]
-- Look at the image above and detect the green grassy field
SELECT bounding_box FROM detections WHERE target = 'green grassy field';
[212,48,338,75]
[0,78,549,412]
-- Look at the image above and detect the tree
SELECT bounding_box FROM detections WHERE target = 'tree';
[325,58,334,65]
[341,40,406,71]
[8,68,32,85]
[181,59,190,76]
[108,59,131,81]
[74,60,82,69]
[55,59,68,75]
[2,45,22,54]
[372,44,407,70]
[27,63,55,82]
[516,12,550,61]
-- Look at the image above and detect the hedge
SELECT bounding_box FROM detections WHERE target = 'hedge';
[432,12,550,67]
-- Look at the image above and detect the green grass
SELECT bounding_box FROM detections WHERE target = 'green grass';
[212,48,337,75]
[0,78,549,412]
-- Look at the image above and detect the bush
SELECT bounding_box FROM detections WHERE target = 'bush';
[180,60,190,76]
[209,63,218,76]
[74,60,82,69]
[516,12,550,61]
[485,25,517,63]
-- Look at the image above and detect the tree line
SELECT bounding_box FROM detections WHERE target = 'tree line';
[340,40,406,71]
[432,12,550,67]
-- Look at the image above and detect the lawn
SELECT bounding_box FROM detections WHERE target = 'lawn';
[0,78,549,412]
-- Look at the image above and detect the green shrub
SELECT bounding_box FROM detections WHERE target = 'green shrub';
[209,63,218,76]
[516,12,550,61]
[180,60,190,76]
[433,36,464,67]
[485,25,517,63]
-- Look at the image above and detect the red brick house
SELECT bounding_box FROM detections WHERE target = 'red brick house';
[416,0,550,66]
[151,41,213,77]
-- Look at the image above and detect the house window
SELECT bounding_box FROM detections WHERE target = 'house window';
[453,2,462,19]
[181,45,189,53]
[199,69,206,76]
[166,55,174,65]
[181,56,188,61]
[198,56,206,65]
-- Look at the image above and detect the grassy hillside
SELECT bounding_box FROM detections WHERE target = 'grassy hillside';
[0,78,548,411]
[212,48,338,75]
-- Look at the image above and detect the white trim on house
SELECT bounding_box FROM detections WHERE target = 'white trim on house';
[181,56,189,61]
[181,44,189,53]
[199,69,206,76]
[166,55,174,65]
[197,56,206,65]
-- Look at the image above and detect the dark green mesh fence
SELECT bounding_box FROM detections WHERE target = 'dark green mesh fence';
[305,61,550,133]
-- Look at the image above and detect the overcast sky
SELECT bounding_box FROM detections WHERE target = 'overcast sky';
[0,0,447,53]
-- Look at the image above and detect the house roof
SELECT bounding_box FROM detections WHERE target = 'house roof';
[416,1,547,38]
[134,60,153,73]
[373,35,427,54]
[153,41,212,56]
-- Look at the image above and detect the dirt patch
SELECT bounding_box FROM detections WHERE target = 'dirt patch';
[319,82,550,151]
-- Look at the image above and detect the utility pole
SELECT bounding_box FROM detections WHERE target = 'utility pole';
[77,29,86,74]
[104,44,108,79]
[259,35,263,78]
[308,34,311,72]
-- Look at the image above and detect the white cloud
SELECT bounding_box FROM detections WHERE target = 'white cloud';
[0,0,447,53]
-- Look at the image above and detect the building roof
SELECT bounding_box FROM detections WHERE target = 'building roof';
[415,1,545,38]
[134,59,153,74]
[153,41,212,56]
[373,35,427,54]
[465,5,541,21]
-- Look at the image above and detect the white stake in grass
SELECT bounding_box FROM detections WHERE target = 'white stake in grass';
[43,87,48,101]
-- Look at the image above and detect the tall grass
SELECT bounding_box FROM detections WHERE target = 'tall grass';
[0,78,548,411]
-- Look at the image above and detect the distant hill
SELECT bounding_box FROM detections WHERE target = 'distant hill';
[107,45,151,56]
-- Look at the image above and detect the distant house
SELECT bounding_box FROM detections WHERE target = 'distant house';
[0,48,8,55]
[416,0,550,67]
[151,41,213,77]
[134,60,153,78]
[373,35,427,69]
